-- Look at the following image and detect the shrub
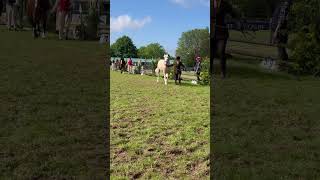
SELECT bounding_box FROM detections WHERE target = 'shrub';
[136,64,141,74]
[288,0,320,76]
[289,25,320,76]
[199,57,210,85]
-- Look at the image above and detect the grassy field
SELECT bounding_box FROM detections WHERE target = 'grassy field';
[110,71,210,179]
[0,26,107,178]
[213,52,320,178]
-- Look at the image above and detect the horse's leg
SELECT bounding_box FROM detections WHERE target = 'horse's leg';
[163,69,167,85]
[32,22,35,37]
[32,21,38,38]
[156,68,159,82]
[58,11,65,40]
[165,73,168,85]
[36,21,40,37]
[33,16,40,38]
[29,17,35,37]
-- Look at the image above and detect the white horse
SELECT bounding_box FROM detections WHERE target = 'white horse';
[155,54,170,85]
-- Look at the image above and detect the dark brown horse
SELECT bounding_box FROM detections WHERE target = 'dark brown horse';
[27,0,51,38]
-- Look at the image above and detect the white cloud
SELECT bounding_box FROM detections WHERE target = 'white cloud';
[170,0,188,7]
[199,0,210,7]
[170,0,209,8]
[111,15,152,33]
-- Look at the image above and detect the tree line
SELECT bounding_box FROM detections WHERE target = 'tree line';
[110,28,209,67]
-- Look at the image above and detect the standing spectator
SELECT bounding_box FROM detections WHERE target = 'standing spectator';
[115,59,119,70]
[125,60,127,71]
[13,0,23,29]
[55,5,60,34]
[127,58,133,74]
[6,0,17,30]
[52,0,72,40]
[111,60,116,71]
[120,58,126,74]
[194,56,201,81]
[140,62,145,75]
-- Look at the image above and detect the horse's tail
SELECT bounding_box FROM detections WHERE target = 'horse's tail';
[155,67,159,75]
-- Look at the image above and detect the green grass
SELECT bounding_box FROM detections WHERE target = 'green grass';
[110,71,210,179]
[213,58,320,179]
[229,30,272,44]
[0,26,107,178]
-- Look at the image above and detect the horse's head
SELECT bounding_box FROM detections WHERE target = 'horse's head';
[163,54,169,62]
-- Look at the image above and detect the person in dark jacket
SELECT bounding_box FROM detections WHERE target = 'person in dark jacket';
[271,0,293,62]
[173,56,185,85]
[120,58,126,74]
[211,0,240,78]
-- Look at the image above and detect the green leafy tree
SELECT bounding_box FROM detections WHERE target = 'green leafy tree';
[288,0,320,76]
[137,46,148,58]
[110,36,138,58]
[176,28,209,67]
[138,43,166,59]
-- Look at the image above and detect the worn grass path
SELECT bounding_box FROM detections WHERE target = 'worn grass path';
[110,71,210,179]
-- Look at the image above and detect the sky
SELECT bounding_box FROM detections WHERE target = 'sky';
[111,0,210,56]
